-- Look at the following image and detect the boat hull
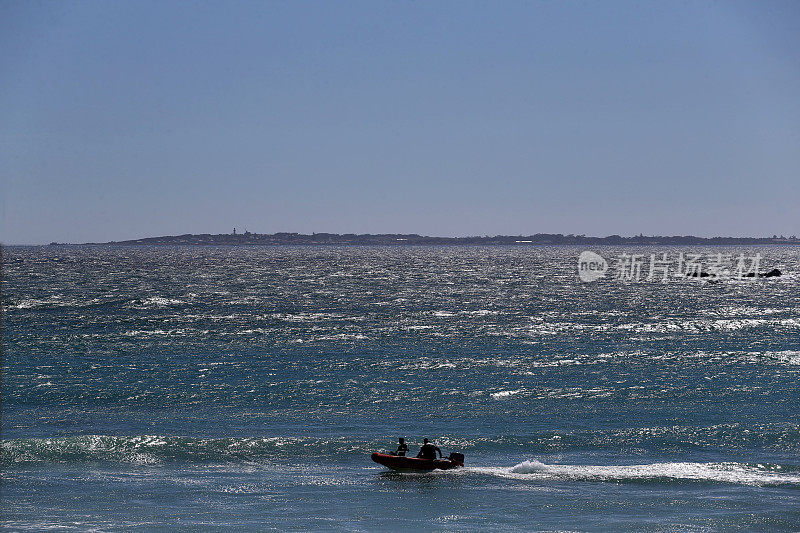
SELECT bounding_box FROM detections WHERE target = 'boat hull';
[371,452,461,471]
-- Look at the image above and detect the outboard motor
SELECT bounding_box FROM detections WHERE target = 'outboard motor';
[448,452,465,466]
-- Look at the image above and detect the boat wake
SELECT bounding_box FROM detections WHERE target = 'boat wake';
[468,460,800,487]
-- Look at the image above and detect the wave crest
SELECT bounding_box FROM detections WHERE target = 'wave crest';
[1,435,367,465]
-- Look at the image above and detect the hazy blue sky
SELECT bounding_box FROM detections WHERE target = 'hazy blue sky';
[2,0,799,243]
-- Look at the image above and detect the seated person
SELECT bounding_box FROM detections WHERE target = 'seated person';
[416,438,442,461]
[395,437,409,456]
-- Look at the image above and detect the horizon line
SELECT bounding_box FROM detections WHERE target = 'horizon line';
[4,230,796,246]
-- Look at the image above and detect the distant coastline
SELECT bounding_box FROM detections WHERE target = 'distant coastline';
[56,232,800,246]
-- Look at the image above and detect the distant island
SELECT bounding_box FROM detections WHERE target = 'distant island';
[66,231,800,246]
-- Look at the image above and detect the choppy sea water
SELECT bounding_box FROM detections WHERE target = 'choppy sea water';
[2,245,799,531]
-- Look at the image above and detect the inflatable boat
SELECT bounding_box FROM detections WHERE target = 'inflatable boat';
[371,452,464,471]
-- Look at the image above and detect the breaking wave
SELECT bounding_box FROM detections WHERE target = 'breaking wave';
[1,435,372,465]
[5,426,800,466]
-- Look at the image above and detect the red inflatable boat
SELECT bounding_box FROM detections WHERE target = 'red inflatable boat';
[371,452,464,471]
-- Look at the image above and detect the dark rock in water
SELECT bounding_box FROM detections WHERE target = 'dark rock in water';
[688,268,782,278]
[742,268,782,278]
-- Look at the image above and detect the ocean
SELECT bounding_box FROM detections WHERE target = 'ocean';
[2,245,799,531]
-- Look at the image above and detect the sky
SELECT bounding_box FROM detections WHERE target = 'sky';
[1,0,799,244]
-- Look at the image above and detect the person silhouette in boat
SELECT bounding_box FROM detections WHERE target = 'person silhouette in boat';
[416,438,442,461]
[395,437,409,456]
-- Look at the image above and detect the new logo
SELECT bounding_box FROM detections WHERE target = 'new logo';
[577,251,607,282]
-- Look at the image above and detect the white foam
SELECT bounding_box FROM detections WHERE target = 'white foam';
[470,460,800,487]
[751,350,800,365]
[491,389,522,399]
[123,296,185,309]
[463,309,499,316]
[7,296,67,309]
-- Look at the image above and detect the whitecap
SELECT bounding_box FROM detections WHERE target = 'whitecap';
[491,389,522,400]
